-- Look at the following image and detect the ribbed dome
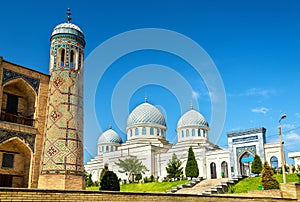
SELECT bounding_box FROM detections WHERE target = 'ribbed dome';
[98,129,122,144]
[51,22,84,39]
[177,109,209,128]
[127,102,166,128]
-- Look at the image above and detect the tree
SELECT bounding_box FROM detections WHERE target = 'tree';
[115,158,148,182]
[185,146,199,178]
[261,161,279,190]
[99,171,120,191]
[99,163,109,183]
[166,153,183,180]
[86,173,94,187]
[251,154,263,175]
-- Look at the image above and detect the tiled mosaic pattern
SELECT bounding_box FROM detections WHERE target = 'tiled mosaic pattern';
[2,69,40,94]
[236,145,256,159]
[0,128,36,152]
[41,36,84,176]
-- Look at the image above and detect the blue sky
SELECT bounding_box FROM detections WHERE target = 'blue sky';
[1,0,300,164]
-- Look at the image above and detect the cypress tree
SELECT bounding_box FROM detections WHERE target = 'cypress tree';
[251,154,263,175]
[185,146,199,178]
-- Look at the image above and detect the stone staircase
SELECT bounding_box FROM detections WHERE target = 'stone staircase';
[166,177,203,194]
[173,176,245,195]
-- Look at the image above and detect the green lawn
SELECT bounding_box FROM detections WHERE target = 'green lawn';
[86,180,189,192]
[232,174,300,193]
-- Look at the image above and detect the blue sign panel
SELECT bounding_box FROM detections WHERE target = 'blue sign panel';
[241,157,254,163]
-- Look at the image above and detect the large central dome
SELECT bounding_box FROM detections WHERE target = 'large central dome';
[127,102,166,128]
[177,109,209,128]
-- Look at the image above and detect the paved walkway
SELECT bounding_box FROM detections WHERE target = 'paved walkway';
[176,178,230,195]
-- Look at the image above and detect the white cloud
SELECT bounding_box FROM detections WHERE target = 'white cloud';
[251,107,270,115]
[285,132,300,141]
[284,132,300,151]
[244,88,276,97]
[192,91,199,99]
[281,123,295,130]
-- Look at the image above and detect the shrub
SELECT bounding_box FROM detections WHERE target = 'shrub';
[86,173,94,187]
[149,175,155,182]
[261,162,279,190]
[100,171,120,191]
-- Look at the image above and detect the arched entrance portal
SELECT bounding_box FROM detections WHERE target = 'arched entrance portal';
[0,138,32,188]
[210,162,217,179]
[221,161,228,178]
[239,152,254,176]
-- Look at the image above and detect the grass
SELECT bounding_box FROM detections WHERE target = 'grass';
[86,180,189,192]
[232,174,300,193]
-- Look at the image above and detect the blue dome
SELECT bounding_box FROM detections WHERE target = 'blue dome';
[177,109,209,128]
[51,22,84,39]
[98,129,122,144]
[127,102,166,128]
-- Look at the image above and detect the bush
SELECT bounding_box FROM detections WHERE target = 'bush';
[143,176,149,183]
[149,175,155,182]
[100,171,120,191]
[86,173,94,187]
[261,162,279,190]
[135,173,142,182]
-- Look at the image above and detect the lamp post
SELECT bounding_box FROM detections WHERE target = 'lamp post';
[278,114,287,184]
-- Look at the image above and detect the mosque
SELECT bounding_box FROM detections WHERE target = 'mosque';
[0,9,282,190]
[85,98,282,182]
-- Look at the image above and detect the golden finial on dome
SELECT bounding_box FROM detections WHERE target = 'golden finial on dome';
[66,8,71,22]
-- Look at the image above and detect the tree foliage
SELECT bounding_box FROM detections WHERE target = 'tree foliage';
[251,154,263,175]
[99,171,120,191]
[185,146,199,178]
[99,163,109,183]
[115,158,148,182]
[86,173,94,187]
[166,153,183,180]
[261,162,279,190]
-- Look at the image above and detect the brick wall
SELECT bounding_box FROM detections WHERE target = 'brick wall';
[0,188,297,202]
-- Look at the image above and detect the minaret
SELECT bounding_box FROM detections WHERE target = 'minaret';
[38,8,85,190]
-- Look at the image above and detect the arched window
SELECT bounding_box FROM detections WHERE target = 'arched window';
[135,128,139,136]
[130,129,132,137]
[162,130,165,138]
[198,129,201,136]
[192,129,195,136]
[60,49,65,67]
[270,156,278,169]
[106,146,109,152]
[150,128,154,135]
[70,50,75,68]
[221,161,228,178]
[210,162,217,179]
[142,127,146,135]
[181,130,184,138]
[203,130,206,137]
[186,129,189,137]
[102,146,104,152]
[156,128,160,136]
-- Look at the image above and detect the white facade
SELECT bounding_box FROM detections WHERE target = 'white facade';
[85,101,281,182]
[85,102,230,182]
[288,152,300,167]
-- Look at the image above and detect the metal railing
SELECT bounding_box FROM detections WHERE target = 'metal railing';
[0,110,35,127]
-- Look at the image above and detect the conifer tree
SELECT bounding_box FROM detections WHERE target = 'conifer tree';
[185,146,199,178]
[166,153,183,180]
[251,154,263,175]
[99,163,109,183]
[261,161,279,190]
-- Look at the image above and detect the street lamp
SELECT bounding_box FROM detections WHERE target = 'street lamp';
[278,114,287,184]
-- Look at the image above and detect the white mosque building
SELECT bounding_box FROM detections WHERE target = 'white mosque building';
[85,99,281,182]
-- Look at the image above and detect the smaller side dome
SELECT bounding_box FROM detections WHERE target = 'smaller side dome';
[177,109,209,129]
[98,129,122,145]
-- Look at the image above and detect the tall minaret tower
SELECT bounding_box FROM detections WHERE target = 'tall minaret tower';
[38,8,85,190]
